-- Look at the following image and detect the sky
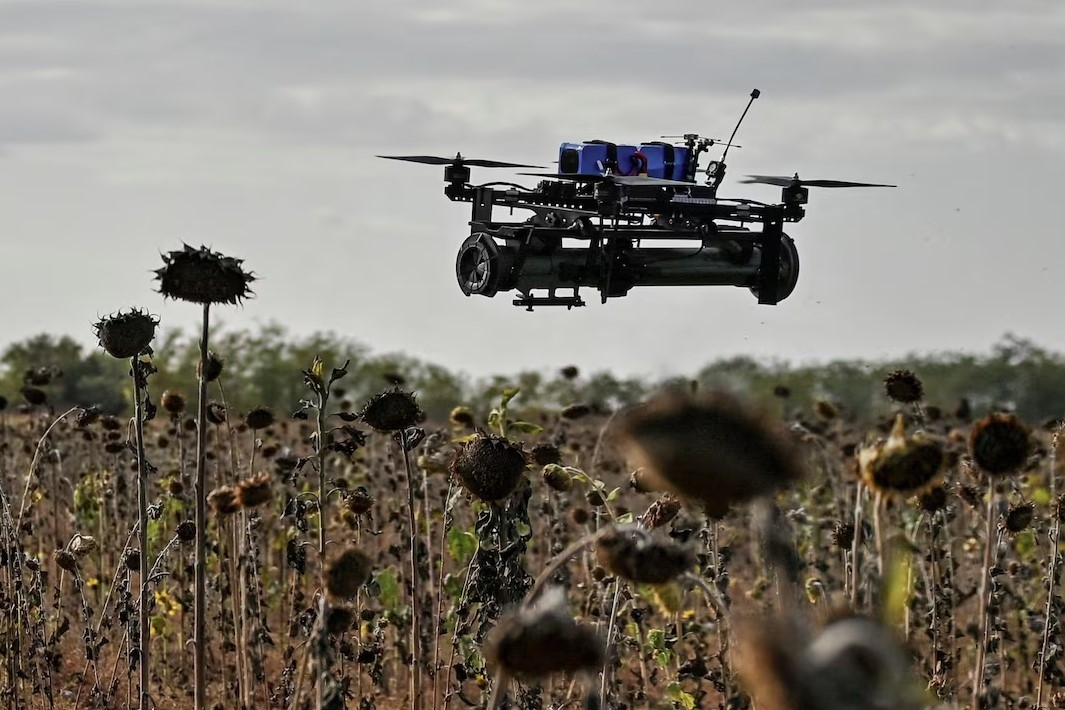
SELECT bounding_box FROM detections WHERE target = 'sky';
[1,0,1063,381]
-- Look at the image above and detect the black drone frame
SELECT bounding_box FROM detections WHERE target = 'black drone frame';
[378,90,894,310]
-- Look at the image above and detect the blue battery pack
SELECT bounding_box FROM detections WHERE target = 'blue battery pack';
[558,141,643,176]
[637,142,691,181]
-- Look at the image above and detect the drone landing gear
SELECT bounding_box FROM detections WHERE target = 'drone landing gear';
[513,289,586,311]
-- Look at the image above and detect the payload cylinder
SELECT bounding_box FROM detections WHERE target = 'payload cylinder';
[455,232,799,301]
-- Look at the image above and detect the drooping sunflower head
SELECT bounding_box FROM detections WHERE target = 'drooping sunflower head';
[360,388,424,433]
[857,414,945,499]
[154,243,255,305]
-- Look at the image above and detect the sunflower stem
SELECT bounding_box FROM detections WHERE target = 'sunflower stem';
[193,303,210,710]
[1036,427,1061,708]
[131,356,151,710]
[399,432,422,710]
[972,483,997,709]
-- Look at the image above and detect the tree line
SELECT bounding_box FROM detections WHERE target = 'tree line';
[2,323,1063,427]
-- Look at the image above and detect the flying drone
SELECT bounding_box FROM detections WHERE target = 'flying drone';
[378,90,894,310]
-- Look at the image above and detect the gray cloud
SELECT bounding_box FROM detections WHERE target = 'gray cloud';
[0,0,1063,377]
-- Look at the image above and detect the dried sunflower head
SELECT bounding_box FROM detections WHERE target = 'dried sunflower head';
[594,526,695,585]
[243,406,275,431]
[830,521,855,550]
[484,587,603,680]
[344,486,374,515]
[325,547,372,599]
[160,390,186,415]
[176,520,196,542]
[54,550,78,573]
[235,473,272,508]
[917,485,948,513]
[449,432,528,502]
[360,388,424,433]
[641,494,683,530]
[208,486,240,515]
[857,414,945,499]
[92,308,158,359]
[69,534,98,558]
[325,605,356,635]
[154,243,255,305]
[448,406,475,429]
[969,412,1031,477]
[614,390,805,518]
[198,352,224,382]
[1003,501,1035,534]
[883,370,924,404]
[530,443,562,467]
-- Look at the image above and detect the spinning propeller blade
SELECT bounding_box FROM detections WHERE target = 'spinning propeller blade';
[740,174,896,188]
[377,154,543,169]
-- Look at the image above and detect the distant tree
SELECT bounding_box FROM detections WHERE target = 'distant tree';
[0,333,129,413]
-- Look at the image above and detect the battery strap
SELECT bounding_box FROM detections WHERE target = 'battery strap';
[589,140,618,171]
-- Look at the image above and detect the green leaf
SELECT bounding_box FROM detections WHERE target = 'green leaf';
[500,387,521,407]
[616,512,634,524]
[655,650,673,668]
[647,628,666,651]
[883,547,912,629]
[666,681,696,709]
[1032,486,1051,506]
[508,420,543,435]
[443,573,465,601]
[446,528,478,563]
[606,486,621,502]
[1014,528,1037,559]
[375,568,401,615]
[451,433,479,445]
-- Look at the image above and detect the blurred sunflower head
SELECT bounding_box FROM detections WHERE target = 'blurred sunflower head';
[484,587,603,680]
[968,412,1031,477]
[614,390,805,518]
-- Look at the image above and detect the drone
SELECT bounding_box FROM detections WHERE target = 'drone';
[378,90,894,310]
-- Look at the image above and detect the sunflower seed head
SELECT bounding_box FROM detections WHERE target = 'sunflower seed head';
[92,308,158,359]
[154,243,255,305]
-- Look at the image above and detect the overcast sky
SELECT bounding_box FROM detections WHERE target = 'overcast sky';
[1,0,1063,381]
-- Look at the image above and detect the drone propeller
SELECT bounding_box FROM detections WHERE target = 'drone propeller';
[740,174,896,188]
[377,153,543,169]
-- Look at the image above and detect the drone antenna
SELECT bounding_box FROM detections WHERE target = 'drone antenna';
[720,89,759,166]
